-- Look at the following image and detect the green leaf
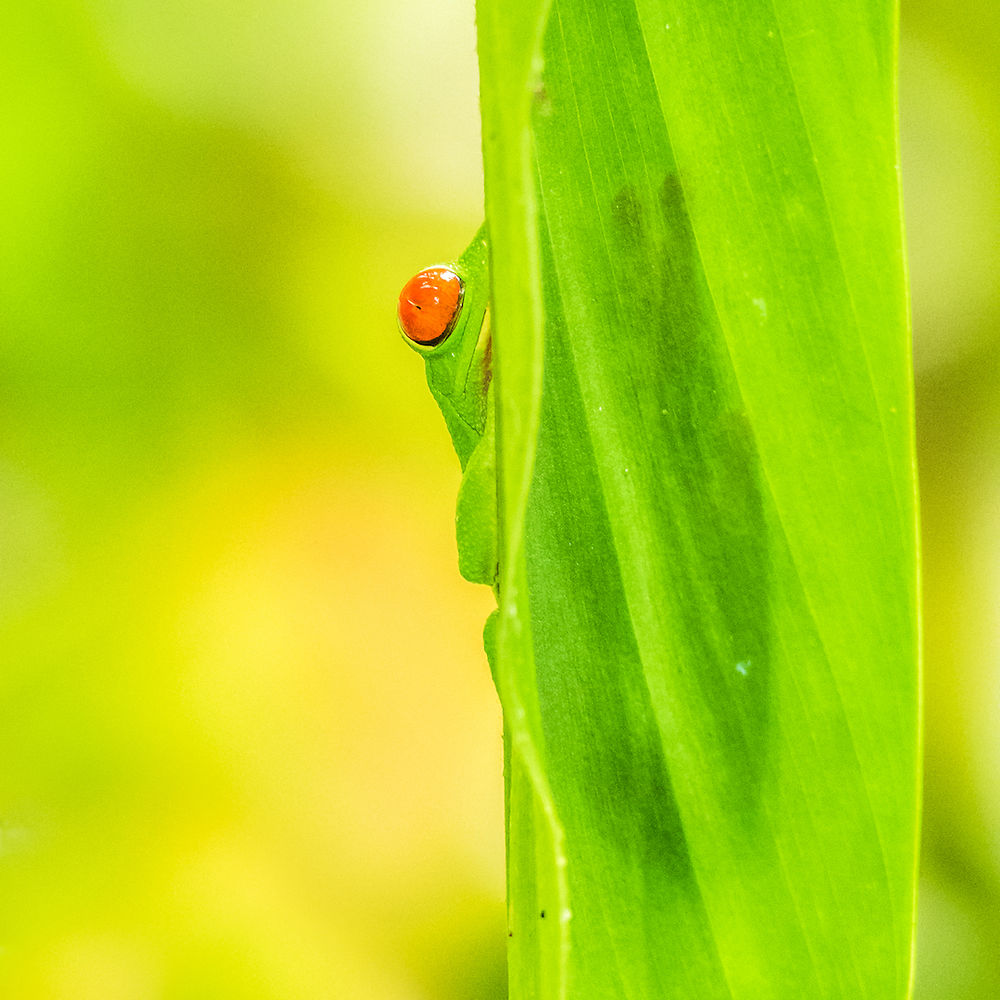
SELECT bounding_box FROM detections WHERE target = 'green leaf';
[478,0,918,997]
[477,3,569,998]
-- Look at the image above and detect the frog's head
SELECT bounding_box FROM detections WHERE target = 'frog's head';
[398,226,491,470]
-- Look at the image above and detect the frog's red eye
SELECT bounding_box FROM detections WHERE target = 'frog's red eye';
[398,266,463,345]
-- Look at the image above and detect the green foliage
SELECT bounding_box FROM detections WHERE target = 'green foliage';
[477,0,918,997]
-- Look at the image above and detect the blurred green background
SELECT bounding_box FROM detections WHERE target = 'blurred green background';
[0,2,996,997]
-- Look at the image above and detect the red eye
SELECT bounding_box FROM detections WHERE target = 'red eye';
[398,266,463,345]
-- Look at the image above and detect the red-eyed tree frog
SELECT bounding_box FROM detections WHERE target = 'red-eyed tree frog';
[397,226,498,593]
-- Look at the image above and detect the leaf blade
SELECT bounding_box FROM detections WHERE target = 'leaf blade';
[478,0,918,995]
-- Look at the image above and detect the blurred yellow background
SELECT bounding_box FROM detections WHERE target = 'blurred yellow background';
[0,2,996,997]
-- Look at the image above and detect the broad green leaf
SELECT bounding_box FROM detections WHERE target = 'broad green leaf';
[478,0,918,998]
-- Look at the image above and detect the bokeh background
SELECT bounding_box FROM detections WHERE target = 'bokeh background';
[1,2,996,997]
